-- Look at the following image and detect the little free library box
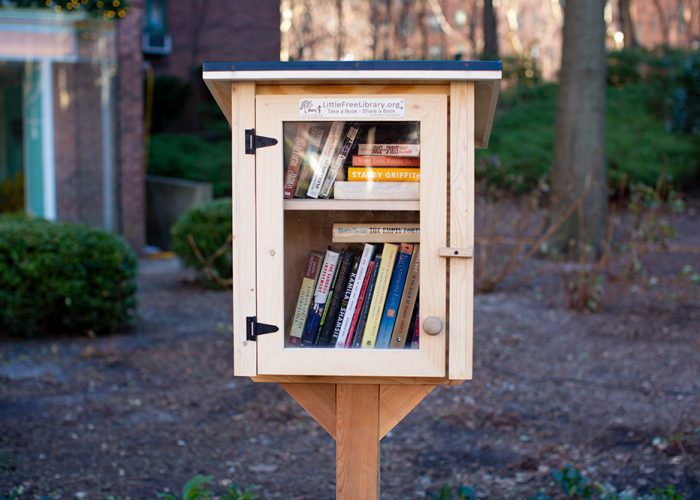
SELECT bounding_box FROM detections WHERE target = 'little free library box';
[204,60,501,498]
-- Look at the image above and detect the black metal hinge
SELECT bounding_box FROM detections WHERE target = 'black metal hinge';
[246,316,279,341]
[245,129,278,154]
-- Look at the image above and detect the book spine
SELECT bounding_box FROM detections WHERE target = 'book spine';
[410,297,420,348]
[288,251,323,345]
[300,250,340,346]
[306,121,344,198]
[345,259,374,348]
[375,243,414,348]
[316,252,354,346]
[319,122,360,198]
[357,144,420,157]
[352,254,381,348]
[352,155,421,167]
[329,259,359,346]
[332,223,420,244]
[348,168,421,182]
[335,243,375,347]
[332,181,420,201]
[293,127,325,198]
[361,244,398,348]
[283,123,312,199]
[389,244,420,348]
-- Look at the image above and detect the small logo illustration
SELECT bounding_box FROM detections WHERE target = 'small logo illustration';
[299,99,322,116]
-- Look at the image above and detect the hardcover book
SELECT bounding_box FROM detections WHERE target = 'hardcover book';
[357,144,420,157]
[345,258,375,348]
[316,252,355,346]
[352,253,382,348]
[294,126,325,198]
[288,251,323,346]
[375,243,414,348]
[335,244,376,347]
[351,155,421,167]
[333,181,419,201]
[283,123,312,199]
[319,122,360,198]
[389,244,420,348]
[361,243,398,348]
[347,167,421,182]
[332,223,420,244]
[300,249,340,346]
[306,121,344,198]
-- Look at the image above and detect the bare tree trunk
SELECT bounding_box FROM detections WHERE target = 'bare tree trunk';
[482,0,499,58]
[371,0,380,59]
[417,0,428,59]
[619,0,638,48]
[336,0,344,59]
[652,0,671,44]
[551,0,608,251]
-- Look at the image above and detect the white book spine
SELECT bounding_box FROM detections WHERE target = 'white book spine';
[306,122,344,198]
[333,181,420,200]
[335,244,375,348]
[357,144,420,156]
[319,124,360,199]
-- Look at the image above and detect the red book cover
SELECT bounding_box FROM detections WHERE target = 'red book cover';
[344,259,375,348]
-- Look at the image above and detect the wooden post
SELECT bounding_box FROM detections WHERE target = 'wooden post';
[336,384,380,500]
[281,382,435,499]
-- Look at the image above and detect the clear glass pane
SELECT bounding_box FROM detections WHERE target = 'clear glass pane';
[282,121,421,350]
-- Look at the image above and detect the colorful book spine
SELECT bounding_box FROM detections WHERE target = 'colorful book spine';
[352,155,421,167]
[300,249,340,346]
[389,244,420,348]
[329,259,359,346]
[361,243,398,348]
[332,181,419,201]
[357,144,420,157]
[319,122,360,198]
[335,244,376,348]
[294,127,325,198]
[316,252,354,346]
[352,254,381,348]
[345,258,375,348]
[411,297,420,348]
[332,223,420,244]
[283,123,312,199]
[288,251,323,346]
[348,167,421,182]
[306,121,344,198]
[375,244,414,348]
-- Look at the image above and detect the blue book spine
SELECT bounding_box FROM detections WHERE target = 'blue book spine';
[374,243,414,348]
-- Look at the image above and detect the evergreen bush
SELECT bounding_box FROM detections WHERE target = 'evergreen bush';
[171,198,232,287]
[0,217,138,337]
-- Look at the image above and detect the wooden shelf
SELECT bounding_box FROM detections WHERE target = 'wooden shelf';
[284,199,420,211]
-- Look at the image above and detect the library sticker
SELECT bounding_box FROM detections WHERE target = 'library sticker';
[298,98,405,118]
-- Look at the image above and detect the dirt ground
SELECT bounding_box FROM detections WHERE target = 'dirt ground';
[1,201,699,499]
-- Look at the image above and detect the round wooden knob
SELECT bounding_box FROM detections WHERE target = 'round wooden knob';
[423,316,443,336]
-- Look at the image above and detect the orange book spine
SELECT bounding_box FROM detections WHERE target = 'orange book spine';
[348,167,421,182]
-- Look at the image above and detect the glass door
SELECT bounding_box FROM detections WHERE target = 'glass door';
[255,92,447,377]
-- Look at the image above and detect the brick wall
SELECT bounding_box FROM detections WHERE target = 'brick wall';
[117,0,146,252]
[149,0,281,80]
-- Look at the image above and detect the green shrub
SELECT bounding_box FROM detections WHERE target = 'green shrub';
[0,217,138,337]
[171,198,232,287]
[148,133,231,198]
[477,81,699,193]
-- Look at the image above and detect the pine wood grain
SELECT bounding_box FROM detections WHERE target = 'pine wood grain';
[231,82,257,376]
[281,383,336,438]
[336,384,380,499]
[378,384,435,439]
[448,82,475,380]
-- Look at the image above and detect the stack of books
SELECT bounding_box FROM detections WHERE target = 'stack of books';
[334,143,421,201]
[283,122,420,201]
[287,225,421,350]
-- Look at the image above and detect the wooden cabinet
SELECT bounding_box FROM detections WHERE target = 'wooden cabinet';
[203,61,501,384]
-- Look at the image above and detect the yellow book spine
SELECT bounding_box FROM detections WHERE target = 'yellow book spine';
[348,167,421,182]
[361,243,398,348]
